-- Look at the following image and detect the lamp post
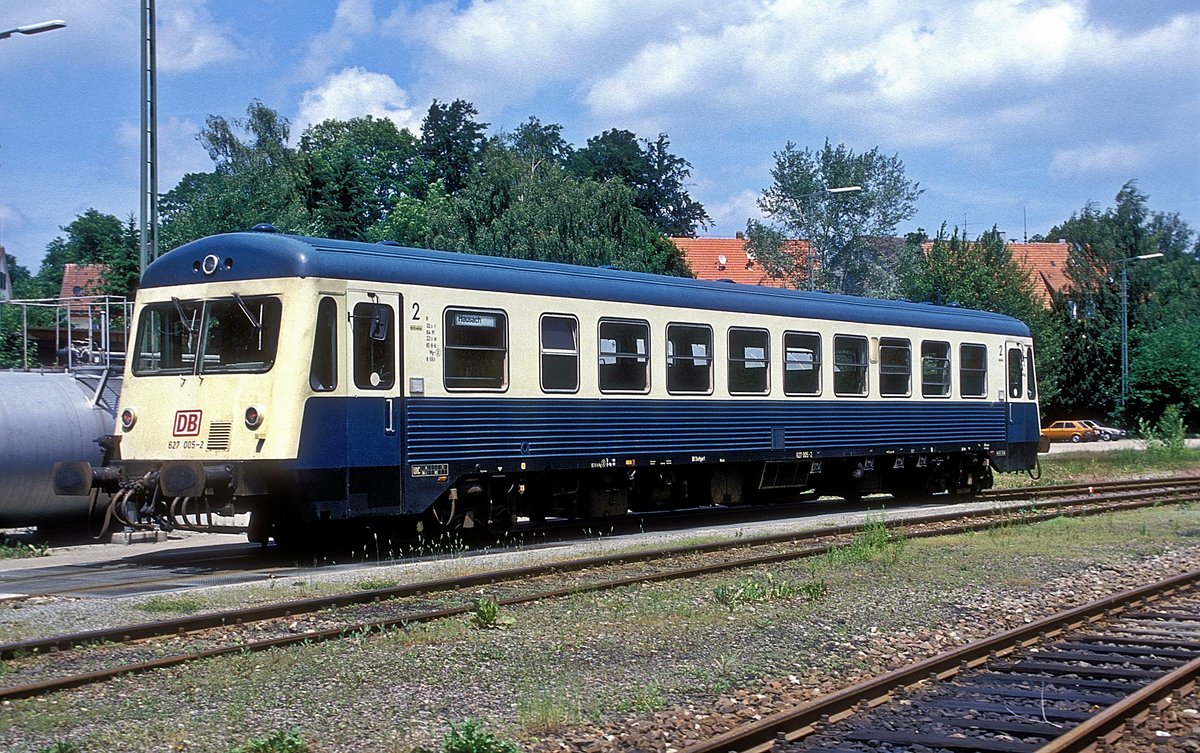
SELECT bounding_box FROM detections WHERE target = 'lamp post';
[1118,252,1164,409]
[0,19,66,41]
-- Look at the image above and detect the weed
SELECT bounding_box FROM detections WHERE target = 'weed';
[516,687,584,734]
[136,595,205,615]
[422,718,520,753]
[0,536,48,559]
[38,742,82,753]
[825,517,904,566]
[712,572,804,612]
[617,684,666,712]
[470,596,513,629]
[229,728,309,753]
[356,578,401,591]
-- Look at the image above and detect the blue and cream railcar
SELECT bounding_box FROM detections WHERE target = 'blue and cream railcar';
[54,229,1041,543]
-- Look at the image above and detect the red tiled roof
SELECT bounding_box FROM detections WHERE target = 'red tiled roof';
[1010,242,1071,306]
[59,264,107,311]
[675,237,1071,307]
[670,237,805,288]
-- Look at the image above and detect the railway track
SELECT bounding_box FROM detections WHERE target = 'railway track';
[680,569,1200,753]
[6,477,1198,601]
[0,477,1197,706]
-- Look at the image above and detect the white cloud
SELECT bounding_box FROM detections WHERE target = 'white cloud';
[157,2,241,72]
[1050,141,1147,177]
[296,67,422,133]
[296,0,378,83]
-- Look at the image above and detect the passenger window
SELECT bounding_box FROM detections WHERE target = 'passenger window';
[833,335,868,396]
[444,308,508,390]
[921,341,951,398]
[353,301,395,389]
[540,315,579,393]
[878,337,911,397]
[310,297,338,392]
[784,332,821,396]
[1007,347,1023,399]
[599,319,650,393]
[728,328,769,395]
[667,324,713,394]
[960,344,987,398]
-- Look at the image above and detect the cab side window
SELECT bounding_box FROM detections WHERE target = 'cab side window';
[353,301,394,389]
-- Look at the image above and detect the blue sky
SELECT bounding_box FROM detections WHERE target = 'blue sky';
[1,0,1197,273]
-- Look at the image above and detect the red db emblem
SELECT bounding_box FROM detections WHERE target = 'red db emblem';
[173,410,202,437]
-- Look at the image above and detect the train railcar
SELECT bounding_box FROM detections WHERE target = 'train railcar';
[54,228,1041,545]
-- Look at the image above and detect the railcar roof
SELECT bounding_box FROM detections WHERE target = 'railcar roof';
[142,231,1031,337]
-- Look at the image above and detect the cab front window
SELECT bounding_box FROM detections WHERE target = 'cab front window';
[131,296,282,376]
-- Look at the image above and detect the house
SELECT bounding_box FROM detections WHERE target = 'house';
[671,236,1071,308]
[58,263,108,329]
[670,234,806,288]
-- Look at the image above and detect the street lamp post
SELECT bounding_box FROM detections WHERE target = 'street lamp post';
[0,19,66,41]
[1118,252,1164,409]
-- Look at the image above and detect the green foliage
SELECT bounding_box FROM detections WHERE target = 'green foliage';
[1138,404,1189,458]
[712,571,816,612]
[0,536,48,559]
[37,742,82,753]
[569,129,710,236]
[135,595,205,614]
[749,139,921,296]
[423,144,692,275]
[826,518,905,566]
[470,596,513,629]
[1041,180,1199,426]
[425,718,520,753]
[228,728,309,753]
[420,99,489,196]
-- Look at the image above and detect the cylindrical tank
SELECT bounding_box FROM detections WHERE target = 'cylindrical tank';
[0,370,118,528]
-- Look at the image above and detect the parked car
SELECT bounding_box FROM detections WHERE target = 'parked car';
[1082,420,1128,441]
[1041,420,1100,443]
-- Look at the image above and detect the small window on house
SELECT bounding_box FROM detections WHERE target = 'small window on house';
[444,308,508,390]
[353,301,395,389]
[310,297,338,392]
[599,319,650,393]
[878,337,911,397]
[667,323,713,394]
[540,315,579,393]
[1007,346,1023,399]
[728,328,769,395]
[783,332,821,395]
[833,335,868,396]
[921,341,951,398]
[960,344,987,398]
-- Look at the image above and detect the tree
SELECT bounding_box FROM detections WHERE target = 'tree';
[505,116,573,176]
[569,129,710,237]
[748,140,921,296]
[421,144,690,276]
[298,115,424,240]
[419,99,488,196]
[1043,180,1199,426]
[160,102,307,252]
[35,209,134,298]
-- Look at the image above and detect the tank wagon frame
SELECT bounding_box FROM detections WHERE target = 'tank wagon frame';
[54,230,1041,545]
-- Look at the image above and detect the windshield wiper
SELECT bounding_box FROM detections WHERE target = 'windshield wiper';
[171,296,199,353]
[231,292,262,330]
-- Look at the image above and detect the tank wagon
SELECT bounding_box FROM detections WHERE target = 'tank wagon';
[54,229,1041,545]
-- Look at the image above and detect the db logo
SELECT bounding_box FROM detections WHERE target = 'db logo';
[173,410,202,437]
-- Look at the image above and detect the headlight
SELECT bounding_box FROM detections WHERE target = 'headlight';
[244,405,264,430]
[120,407,137,431]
